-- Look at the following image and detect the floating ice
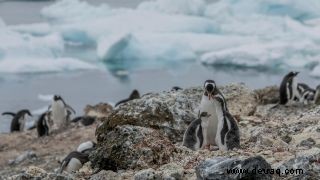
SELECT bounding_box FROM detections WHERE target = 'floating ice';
[137,0,206,16]
[0,18,97,73]
[0,57,97,73]
[38,94,54,102]
[3,0,320,75]
[10,23,52,36]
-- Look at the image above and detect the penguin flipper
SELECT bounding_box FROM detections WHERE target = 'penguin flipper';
[2,112,16,116]
[59,160,67,174]
[66,105,76,114]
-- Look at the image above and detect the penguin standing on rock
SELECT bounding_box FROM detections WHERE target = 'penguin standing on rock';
[2,109,32,132]
[36,111,50,137]
[213,93,240,151]
[199,80,221,149]
[279,72,317,106]
[49,95,76,130]
[115,89,140,107]
[59,151,89,173]
[279,71,299,105]
[182,112,210,150]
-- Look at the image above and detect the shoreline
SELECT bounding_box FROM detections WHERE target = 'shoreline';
[1,68,320,133]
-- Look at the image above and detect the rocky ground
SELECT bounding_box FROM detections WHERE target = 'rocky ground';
[1,83,320,179]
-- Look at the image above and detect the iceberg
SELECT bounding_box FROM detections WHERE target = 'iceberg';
[2,0,320,75]
[0,18,97,73]
[137,0,206,16]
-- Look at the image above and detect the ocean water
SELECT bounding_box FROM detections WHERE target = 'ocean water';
[0,0,320,133]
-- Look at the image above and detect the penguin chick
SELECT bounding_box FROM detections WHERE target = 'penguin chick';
[59,151,89,173]
[214,93,240,151]
[2,109,32,132]
[313,85,320,105]
[115,89,140,107]
[182,112,210,150]
[297,83,316,105]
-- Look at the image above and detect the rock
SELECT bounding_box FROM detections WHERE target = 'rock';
[84,102,113,119]
[158,163,184,180]
[196,156,272,180]
[90,170,120,180]
[277,150,320,179]
[9,166,72,180]
[254,85,279,105]
[298,138,316,148]
[96,84,257,143]
[91,125,175,170]
[9,151,37,165]
[134,168,160,180]
[281,135,292,144]
[25,166,46,177]
[220,83,258,116]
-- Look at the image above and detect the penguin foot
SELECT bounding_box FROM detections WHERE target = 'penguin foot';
[209,145,219,151]
[202,144,210,150]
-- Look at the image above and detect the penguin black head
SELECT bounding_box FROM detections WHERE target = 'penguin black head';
[171,86,183,91]
[18,109,32,117]
[204,80,217,99]
[129,89,140,100]
[53,95,62,101]
[286,71,299,78]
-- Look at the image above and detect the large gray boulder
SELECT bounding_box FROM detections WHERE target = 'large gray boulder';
[196,156,272,180]
[91,125,175,170]
[96,84,257,143]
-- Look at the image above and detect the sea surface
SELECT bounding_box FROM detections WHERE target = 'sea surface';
[0,0,319,133]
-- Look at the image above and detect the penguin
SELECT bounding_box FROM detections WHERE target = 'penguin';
[59,151,89,173]
[77,141,96,154]
[49,95,76,130]
[182,112,210,150]
[313,85,320,104]
[199,80,221,149]
[297,83,316,105]
[213,93,240,151]
[279,71,299,105]
[36,112,50,137]
[2,109,32,132]
[71,116,96,126]
[115,89,140,107]
[171,86,183,91]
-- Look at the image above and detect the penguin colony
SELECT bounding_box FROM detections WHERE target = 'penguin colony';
[1,72,319,174]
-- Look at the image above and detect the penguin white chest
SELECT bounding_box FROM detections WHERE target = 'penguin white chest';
[199,96,219,145]
[66,158,82,173]
[52,101,67,127]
